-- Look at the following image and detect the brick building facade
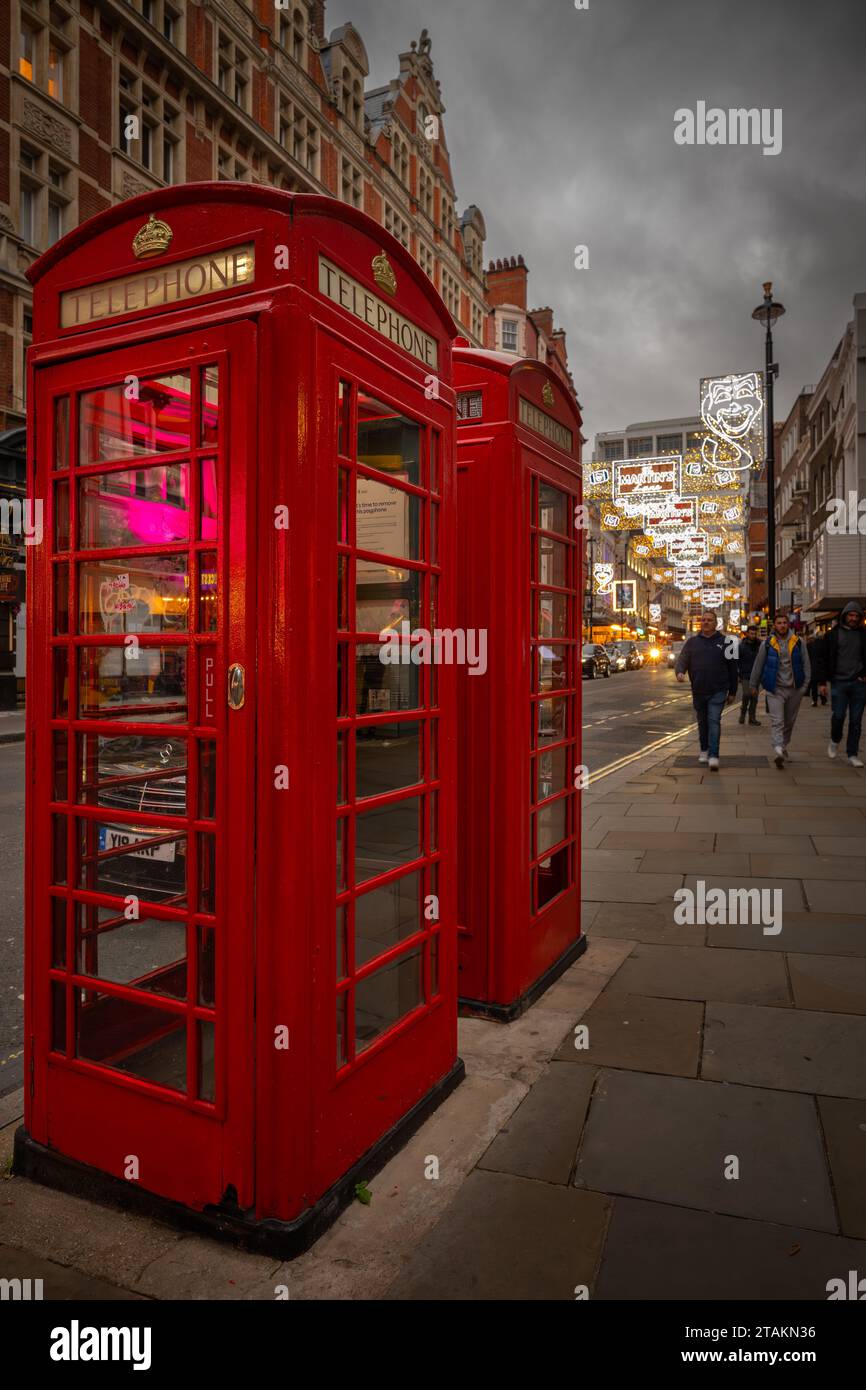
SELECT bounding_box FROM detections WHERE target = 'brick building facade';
[0,0,501,432]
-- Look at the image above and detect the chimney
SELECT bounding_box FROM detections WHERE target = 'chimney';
[310,1,326,41]
[531,306,554,339]
[486,253,528,310]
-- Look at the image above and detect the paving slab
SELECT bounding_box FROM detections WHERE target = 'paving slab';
[716,832,817,855]
[477,1062,596,1184]
[554,992,703,1077]
[675,812,766,833]
[707,912,866,956]
[817,1097,866,1239]
[589,815,682,837]
[588,901,706,947]
[594,1198,866,1301]
[812,835,866,855]
[582,848,644,872]
[703,1002,866,1099]
[639,851,750,877]
[763,817,866,837]
[387,1170,610,1301]
[582,870,684,904]
[579,826,607,848]
[0,1244,144,1300]
[786,953,866,1015]
[598,829,716,853]
[682,872,806,912]
[752,854,866,880]
[602,943,789,1006]
[761,790,866,806]
[803,879,866,913]
[574,1069,836,1231]
[761,803,866,821]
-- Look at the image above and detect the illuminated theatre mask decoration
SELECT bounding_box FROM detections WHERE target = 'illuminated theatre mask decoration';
[700,371,766,474]
[649,603,662,623]
[592,563,615,595]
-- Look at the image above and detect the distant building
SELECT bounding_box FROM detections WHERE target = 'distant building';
[484,254,576,397]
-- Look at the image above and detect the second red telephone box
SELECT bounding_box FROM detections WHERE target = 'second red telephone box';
[455,348,586,1019]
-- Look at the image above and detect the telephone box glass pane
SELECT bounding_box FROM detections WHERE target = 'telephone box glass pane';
[198,926,215,1007]
[355,564,421,634]
[54,648,69,716]
[538,590,568,639]
[79,556,190,635]
[355,477,421,562]
[336,732,347,805]
[355,946,423,1053]
[536,746,569,801]
[198,1021,216,1102]
[53,564,69,634]
[51,982,67,1054]
[355,643,420,713]
[77,989,187,1093]
[201,366,219,445]
[54,396,70,469]
[79,373,192,464]
[79,645,188,722]
[54,481,70,550]
[537,697,567,746]
[536,799,567,856]
[357,393,421,486]
[539,537,568,588]
[52,897,67,966]
[200,458,218,541]
[537,845,570,910]
[197,552,218,632]
[53,815,68,884]
[356,722,421,799]
[355,870,421,967]
[337,381,351,458]
[78,733,187,817]
[538,483,569,536]
[199,834,216,913]
[79,463,190,549]
[79,819,188,904]
[75,902,187,1000]
[355,796,421,886]
[538,645,569,693]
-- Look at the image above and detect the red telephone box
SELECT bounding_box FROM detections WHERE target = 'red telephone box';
[454,348,586,1019]
[16,183,462,1254]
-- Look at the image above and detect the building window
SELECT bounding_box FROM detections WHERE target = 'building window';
[342,159,363,210]
[19,20,37,82]
[218,31,250,111]
[441,272,460,320]
[627,436,653,458]
[501,319,519,352]
[393,135,409,187]
[657,433,682,454]
[418,242,434,281]
[471,302,484,344]
[117,70,180,182]
[601,441,625,462]
[279,97,319,179]
[18,3,72,100]
[384,201,409,248]
[17,145,72,251]
[19,181,36,246]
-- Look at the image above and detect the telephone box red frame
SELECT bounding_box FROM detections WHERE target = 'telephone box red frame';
[16,183,463,1256]
[454,348,586,1019]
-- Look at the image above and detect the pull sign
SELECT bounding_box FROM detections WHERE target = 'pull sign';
[228,663,245,710]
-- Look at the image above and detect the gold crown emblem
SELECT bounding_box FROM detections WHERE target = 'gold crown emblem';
[542,381,555,407]
[372,250,397,295]
[132,213,173,260]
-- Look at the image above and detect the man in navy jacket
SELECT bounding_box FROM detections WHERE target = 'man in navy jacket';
[736,624,762,725]
[674,610,739,770]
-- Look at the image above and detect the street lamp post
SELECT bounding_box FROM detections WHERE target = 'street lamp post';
[585,534,596,644]
[752,281,785,620]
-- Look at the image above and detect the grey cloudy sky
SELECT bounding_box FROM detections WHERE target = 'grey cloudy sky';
[337,0,866,446]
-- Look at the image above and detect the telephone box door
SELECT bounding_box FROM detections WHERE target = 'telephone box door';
[28,320,257,1210]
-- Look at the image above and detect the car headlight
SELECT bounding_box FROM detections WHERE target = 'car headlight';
[650,647,660,659]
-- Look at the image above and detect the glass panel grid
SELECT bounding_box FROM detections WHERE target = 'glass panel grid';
[529,475,579,917]
[44,358,223,1106]
[335,381,440,1070]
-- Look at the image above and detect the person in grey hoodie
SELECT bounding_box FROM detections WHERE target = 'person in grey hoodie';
[749,612,810,768]
[816,600,866,768]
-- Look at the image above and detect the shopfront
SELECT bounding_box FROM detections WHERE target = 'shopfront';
[17,184,462,1254]
[454,349,586,1018]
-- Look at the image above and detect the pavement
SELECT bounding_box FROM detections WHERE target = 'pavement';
[2,695,865,1299]
[0,710,24,745]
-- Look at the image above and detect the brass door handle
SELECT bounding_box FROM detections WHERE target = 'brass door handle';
[227,663,245,710]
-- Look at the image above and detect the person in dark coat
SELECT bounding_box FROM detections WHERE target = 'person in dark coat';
[816,600,866,767]
[806,629,827,706]
[736,624,762,725]
[674,610,739,770]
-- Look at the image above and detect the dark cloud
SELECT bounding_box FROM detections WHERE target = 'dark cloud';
[342,0,866,442]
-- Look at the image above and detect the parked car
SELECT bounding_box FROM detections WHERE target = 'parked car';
[604,644,626,673]
[582,644,611,679]
[611,640,641,670]
[667,641,686,669]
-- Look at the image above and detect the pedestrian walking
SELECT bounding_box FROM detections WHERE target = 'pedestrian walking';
[737,624,762,725]
[749,612,810,768]
[806,629,827,706]
[816,599,866,768]
[674,610,738,770]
